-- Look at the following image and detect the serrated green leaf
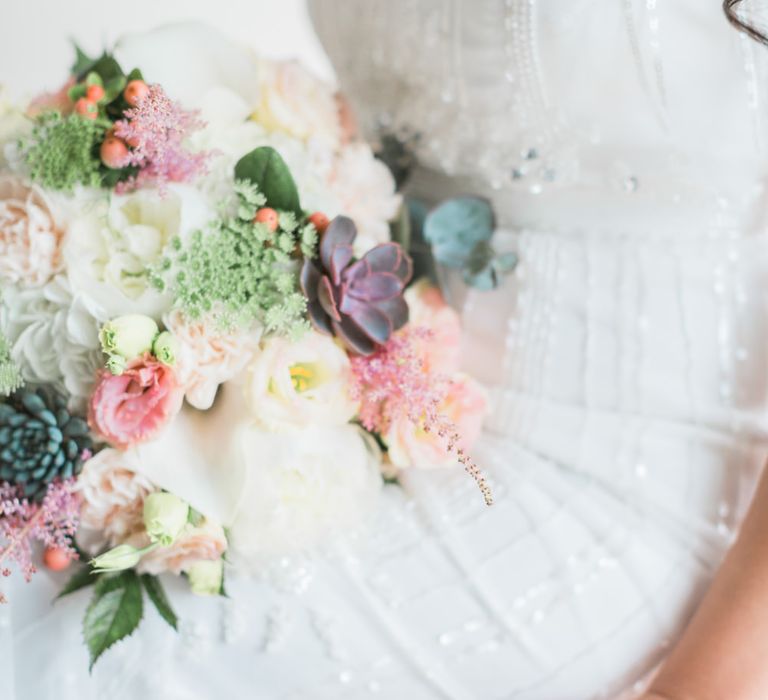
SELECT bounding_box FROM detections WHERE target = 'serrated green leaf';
[83,570,143,671]
[234,147,301,214]
[141,575,178,631]
[56,566,97,600]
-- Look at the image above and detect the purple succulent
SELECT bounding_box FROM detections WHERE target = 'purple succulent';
[301,216,413,355]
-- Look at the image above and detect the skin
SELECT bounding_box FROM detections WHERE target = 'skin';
[638,465,768,700]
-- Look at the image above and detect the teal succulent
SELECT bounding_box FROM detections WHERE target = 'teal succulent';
[0,388,92,501]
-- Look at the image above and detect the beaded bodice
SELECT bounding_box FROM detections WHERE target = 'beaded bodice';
[310,0,768,234]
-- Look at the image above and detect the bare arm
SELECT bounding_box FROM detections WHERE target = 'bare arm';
[640,464,768,700]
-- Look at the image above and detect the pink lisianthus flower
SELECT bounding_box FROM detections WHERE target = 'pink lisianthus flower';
[384,373,488,470]
[88,354,184,449]
[404,281,462,374]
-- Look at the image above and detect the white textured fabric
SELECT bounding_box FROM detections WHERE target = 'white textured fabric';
[5,2,768,699]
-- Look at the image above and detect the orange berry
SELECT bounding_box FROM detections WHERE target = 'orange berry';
[74,97,97,120]
[100,136,129,169]
[308,212,330,235]
[253,207,279,232]
[123,79,150,107]
[86,84,105,102]
[43,546,72,572]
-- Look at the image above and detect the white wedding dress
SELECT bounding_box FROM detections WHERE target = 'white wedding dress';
[4,2,768,699]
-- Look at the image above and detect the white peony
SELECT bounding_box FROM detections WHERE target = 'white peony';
[245,330,359,431]
[329,143,401,256]
[227,423,382,567]
[3,274,107,409]
[63,184,212,319]
[164,308,262,410]
[77,448,156,547]
[252,59,340,146]
[114,23,261,112]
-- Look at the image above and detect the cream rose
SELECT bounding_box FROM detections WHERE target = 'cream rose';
[227,424,382,566]
[385,374,488,469]
[245,330,359,431]
[253,59,340,146]
[77,448,156,546]
[0,176,64,287]
[63,184,212,319]
[329,143,401,256]
[164,308,261,410]
[134,519,227,576]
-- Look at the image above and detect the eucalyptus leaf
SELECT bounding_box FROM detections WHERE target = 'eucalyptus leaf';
[234,147,301,213]
[141,575,178,631]
[463,265,498,291]
[422,196,519,290]
[83,570,143,671]
[423,196,495,269]
[56,566,96,600]
[495,251,519,273]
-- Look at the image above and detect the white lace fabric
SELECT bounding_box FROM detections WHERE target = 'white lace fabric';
[5,2,768,698]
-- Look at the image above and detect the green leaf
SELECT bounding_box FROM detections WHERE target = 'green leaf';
[56,565,96,600]
[141,575,178,631]
[389,202,412,251]
[126,68,144,82]
[234,147,301,213]
[83,570,143,671]
[67,84,87,102]
[103,75,127,103]
[85,72,103,87]
[88,53,124,83]
[70,43,96,77]
[187,507,205,527]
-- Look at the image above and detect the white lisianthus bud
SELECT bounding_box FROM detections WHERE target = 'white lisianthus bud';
[105,354,127,375]
[99,314,159,361]
[90,543,145,573]
[187,559,224,596]
[152,331,179,366]
[143,492,189,546]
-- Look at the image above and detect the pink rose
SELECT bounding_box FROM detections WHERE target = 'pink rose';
[385,373,488,469]
[88,354,184,449]
[404,281,463,374]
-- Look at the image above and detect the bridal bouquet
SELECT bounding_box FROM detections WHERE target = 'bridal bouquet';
[0,25,490,669]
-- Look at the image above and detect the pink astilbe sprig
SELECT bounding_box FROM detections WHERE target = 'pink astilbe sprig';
[113,84,209,191]
[0,479,81,601]
[350,327,493,505]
